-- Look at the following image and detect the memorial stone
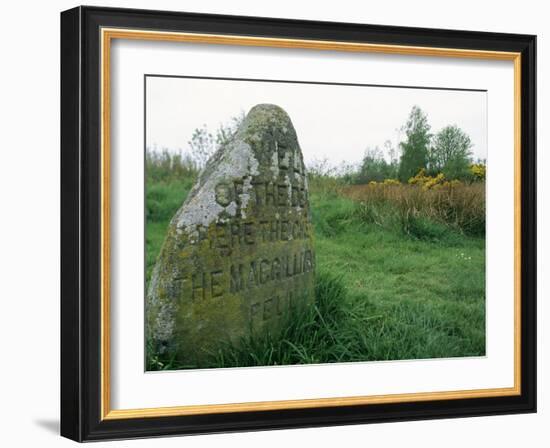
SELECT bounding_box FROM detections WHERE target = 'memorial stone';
[146,104,316,366]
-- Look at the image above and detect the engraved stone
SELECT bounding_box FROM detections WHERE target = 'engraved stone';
[146,104,316,366]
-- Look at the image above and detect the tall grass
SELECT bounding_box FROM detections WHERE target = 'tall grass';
[145,153,486,370]
[146,148,198,183]
[307,174,347,198]
[150,266,484,370]
[343,182,485,238]
[205,271,349,368]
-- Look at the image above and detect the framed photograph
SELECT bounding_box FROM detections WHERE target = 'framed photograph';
[60,6,536,442]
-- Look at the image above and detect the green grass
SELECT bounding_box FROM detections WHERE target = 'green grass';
[310,193,485,361]
[146,178,194,284]
[146,176,485,369]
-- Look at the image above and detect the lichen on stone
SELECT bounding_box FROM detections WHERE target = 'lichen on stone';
[146,104,316,367]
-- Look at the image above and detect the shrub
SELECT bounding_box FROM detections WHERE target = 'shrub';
[383,178,400,186]
[408,169,446,190]
[470,163,486,181]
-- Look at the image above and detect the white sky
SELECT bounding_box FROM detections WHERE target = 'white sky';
[146,76,487,167]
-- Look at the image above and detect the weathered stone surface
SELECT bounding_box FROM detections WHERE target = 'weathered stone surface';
[146,104,316,367]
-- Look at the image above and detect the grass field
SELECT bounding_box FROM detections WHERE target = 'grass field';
[146,167,486,369]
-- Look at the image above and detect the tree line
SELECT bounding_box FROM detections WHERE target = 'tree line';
[152,105,484,185]
[355,106,484,184]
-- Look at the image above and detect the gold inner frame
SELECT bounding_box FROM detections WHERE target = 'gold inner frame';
[100,27,522,420]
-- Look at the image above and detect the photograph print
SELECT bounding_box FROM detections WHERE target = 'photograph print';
[145,75,487,371]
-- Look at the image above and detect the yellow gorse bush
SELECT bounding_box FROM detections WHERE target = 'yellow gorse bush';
[408,169,446,190]
[364,178,401,187]
[440,179,462,189]
[470,163,486,181]
[383,178,400,186]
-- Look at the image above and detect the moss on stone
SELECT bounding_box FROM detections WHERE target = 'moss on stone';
[146,104,316,367]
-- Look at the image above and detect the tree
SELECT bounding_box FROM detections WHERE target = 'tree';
[383,139,399,179]
[384,139,398,168]
[429,125,473,179]
[188,113,246,168]
[215,111,245,150]
[188,125,215,168]
[357,147,394,184]
[398,106,432,182]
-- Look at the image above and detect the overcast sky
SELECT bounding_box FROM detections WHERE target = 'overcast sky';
[146,76,487,168]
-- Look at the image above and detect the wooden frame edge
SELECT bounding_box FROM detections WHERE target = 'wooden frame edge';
[99,27,523,421]
[102,386,520,420]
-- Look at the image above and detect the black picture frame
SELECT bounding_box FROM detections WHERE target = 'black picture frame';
[61,5,536,442]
